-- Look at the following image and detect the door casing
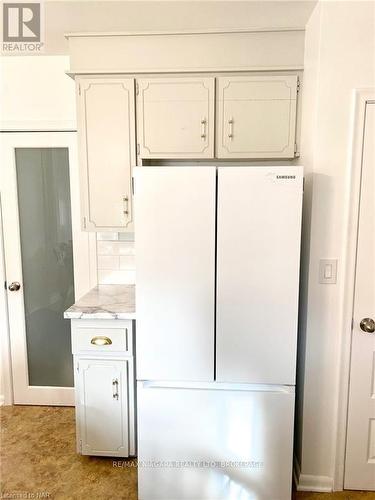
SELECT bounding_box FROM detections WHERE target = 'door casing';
[333,90,375,490]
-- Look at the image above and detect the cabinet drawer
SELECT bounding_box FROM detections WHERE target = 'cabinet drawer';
[72,327,131,354]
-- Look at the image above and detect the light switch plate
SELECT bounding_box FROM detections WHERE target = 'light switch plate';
[319,259,337,284]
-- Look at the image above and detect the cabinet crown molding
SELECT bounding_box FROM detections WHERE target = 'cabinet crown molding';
[66,29,305,75]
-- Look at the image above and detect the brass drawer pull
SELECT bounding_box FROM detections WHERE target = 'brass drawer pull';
[90,336,112,346]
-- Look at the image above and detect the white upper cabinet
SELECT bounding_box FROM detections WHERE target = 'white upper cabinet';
[76,77,136,232]
[137,77,215,158]
[216,75,298,158]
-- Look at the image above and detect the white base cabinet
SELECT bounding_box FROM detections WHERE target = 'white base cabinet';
[71,319,136,457]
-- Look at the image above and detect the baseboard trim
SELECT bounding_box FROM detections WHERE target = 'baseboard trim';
[293,454,333,492]
[0,394,5,406]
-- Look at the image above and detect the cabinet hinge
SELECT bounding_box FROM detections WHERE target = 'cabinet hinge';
[136,82,139,95]
[79,439,82,453]
[137,144,140,155]
[297,79,301,93]
[83,217,87,229]
[132,176,135,195]
[78,83,81,96]
[76,361,79,372]
[294,142,298,155]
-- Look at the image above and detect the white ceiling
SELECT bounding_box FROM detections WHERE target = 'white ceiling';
[41,0,318,54]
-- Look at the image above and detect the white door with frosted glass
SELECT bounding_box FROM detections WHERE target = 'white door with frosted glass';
[345,102,375,490]
[0,132,95,405]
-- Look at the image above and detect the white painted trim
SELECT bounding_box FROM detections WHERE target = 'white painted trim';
[297,474,333,493]
[66,66,305,78]
[0,195,13,406]
[67,30,304,75]
[332,89,375,490]
[293,454,333,492]
[0,121,77,132]
[65,27,305,39]
[14,386,75,406]
[293,454,301,490]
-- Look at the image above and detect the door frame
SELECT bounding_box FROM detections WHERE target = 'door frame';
[0,131,97,406]
[333,89,375,490]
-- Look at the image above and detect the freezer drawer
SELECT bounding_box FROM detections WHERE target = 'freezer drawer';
[137,382,295,500]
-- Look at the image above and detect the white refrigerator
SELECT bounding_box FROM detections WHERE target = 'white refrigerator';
[134,166,303,500]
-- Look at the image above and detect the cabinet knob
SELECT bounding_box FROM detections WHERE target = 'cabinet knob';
[90,336,112,346]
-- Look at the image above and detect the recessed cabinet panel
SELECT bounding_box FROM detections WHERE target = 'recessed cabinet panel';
[216,167,303,384]
[137,78,215,158]
[76,358,130,456]
[217,75,298,158]
[77,78,136,231]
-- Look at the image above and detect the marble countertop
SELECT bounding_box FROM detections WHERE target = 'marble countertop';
[64,284,135,320]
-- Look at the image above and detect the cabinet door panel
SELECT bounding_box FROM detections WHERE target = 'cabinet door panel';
[77,358,129,456]
[137,78,214,158]
[217,76,298,158]
[135,167,216,381]
[216,167,303,384]
[77,78,136,231]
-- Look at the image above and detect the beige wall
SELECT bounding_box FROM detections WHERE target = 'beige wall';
[2,1,316,55]
[297,0,375,490]
[0,56,76,130]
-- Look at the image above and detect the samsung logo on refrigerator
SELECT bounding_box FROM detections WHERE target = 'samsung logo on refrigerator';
[267,172,297,183]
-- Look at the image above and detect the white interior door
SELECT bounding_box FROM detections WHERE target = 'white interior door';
[216,167,303,384]
[134,167,216,381]
[0,132,96,405]
[345,102,375,490]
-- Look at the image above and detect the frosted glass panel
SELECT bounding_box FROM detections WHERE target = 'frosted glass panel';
[16,148,74,387]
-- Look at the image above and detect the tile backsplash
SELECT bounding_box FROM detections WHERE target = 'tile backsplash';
[96,232,136,284]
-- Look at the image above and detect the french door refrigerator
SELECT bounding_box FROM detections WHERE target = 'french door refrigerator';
[134,166,303,500]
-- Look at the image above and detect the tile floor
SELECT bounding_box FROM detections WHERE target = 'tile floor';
[0,406,373,500]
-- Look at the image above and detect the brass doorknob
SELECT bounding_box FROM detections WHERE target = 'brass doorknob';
[360,318,375,334]
[8,282,21,292]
